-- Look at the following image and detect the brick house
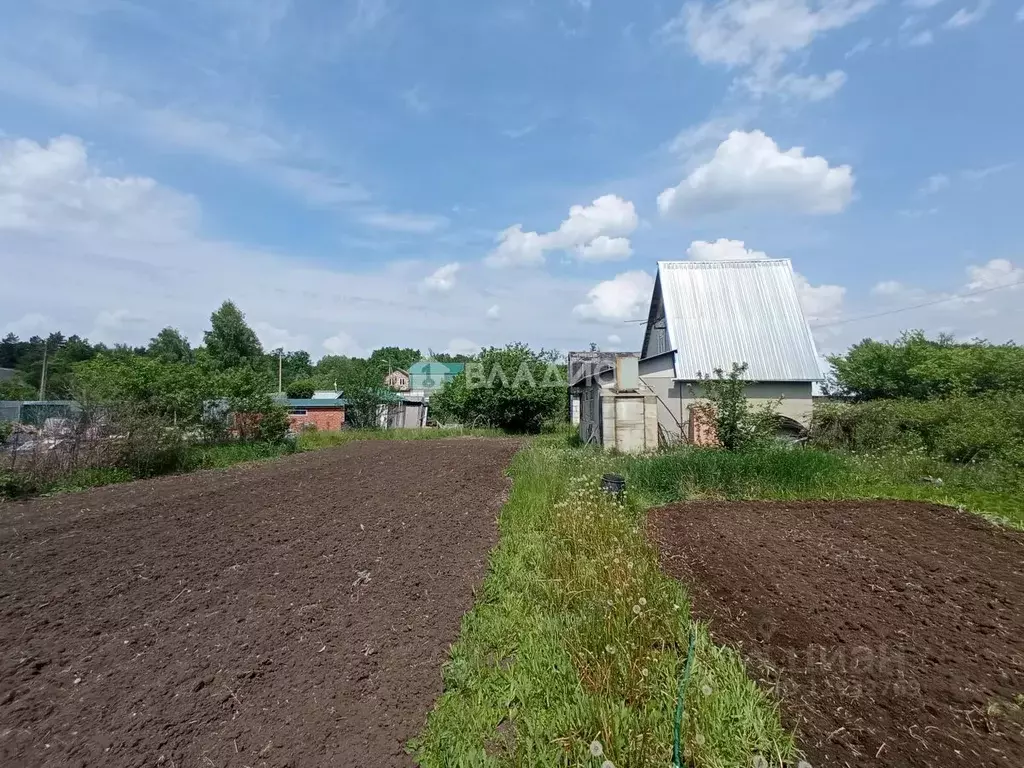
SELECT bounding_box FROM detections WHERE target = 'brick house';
[283,396,347,432]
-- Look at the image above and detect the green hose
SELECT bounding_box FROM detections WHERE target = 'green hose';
[671,628,697,768]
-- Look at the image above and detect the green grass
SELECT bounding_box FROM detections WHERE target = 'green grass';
[616,445,1024,530]
[184,440,297,470]
[295,426,506,451]
[413,437,797,767]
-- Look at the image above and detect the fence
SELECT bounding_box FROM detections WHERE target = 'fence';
[0,401,81,427]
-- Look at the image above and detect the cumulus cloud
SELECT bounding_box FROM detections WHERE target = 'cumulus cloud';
[577,236,633,262]
[422,262,461,292]
[686,238,846,324]
[607,334,622,345]
[658,130,854,217]
[573,271,655,322]
[322,330,365,357]
[966,259,1024,292]
[664,0,877,99]
[486,304,500,320]
[446,337,480,356]
[486,195,638,267]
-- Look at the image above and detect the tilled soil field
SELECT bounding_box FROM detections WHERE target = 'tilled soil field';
[0,438,520,768]
[649,500,1024,768]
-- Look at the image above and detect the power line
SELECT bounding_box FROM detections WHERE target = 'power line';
[809,277,1024,330]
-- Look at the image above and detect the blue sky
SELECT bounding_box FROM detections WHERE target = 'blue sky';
[0,0,1021,359]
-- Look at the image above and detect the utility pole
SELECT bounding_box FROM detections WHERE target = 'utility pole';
[38,341,48,401]
[278,349,283,394]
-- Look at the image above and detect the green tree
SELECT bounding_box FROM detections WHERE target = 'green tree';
[148,327,192,363]
[203,301,263,369]
[431,343,565,433]
[829,331,1024,400]
[286,378,316,399]
[368,346,421,373]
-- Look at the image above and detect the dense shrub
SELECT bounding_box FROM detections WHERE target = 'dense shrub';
[285,378,316,399]
[829,331,1024,400]
[810,395,1024,465]
[430,343,566,433]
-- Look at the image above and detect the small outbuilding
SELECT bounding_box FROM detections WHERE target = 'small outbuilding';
[572,352,659,453]
[638,258,822,444]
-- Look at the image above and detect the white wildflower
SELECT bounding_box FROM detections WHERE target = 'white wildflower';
[601,761,615,768]
[638,597,647,606]
[590,740,603,757]
[632,604,641,615]
[701,684,712,696]
[753,758,768,768]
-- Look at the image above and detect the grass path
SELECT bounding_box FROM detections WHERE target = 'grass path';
[413,438,796,767]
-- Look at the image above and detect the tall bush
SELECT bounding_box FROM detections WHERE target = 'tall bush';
[697,363,780,450]
[431,344,565,433]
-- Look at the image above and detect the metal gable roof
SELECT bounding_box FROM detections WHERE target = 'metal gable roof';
[657,259,822,382]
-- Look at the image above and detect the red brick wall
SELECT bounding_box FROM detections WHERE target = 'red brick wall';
[687,404,719,447]
[288,407,345,433]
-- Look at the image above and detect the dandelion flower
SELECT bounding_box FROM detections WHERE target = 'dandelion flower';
[638,597,647,606]
[632,604,641,615]
[601,761,615,768]
[641,668,649,677]
[701,684,712,696]
[605,644,616,654]
[589,740,603,757]
[753,758,768,768]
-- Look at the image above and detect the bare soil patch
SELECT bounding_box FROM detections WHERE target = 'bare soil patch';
[0,438,520,768]
[648,500,1024,768]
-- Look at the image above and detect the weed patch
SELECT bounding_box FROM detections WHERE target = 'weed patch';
[414,439,796,767]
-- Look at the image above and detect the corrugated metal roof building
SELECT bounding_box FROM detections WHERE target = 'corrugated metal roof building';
[642,259,821,381]
[639,259,821,443]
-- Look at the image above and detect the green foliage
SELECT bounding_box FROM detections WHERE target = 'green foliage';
[697,363,780,450]
[185,440,295,470]
[0,421,11,443]
[285,378,316,399]
[295,426,504,450]
[829,331,1024,400]
[430,343,566,433]
[810,395,1024,465]
[415,438,796,767]
[147,327,192,363]
[203,300,263,369]
[216,366,288,442]
[73,355,212,426]
[368,346,421,373]
[0,373,35,401]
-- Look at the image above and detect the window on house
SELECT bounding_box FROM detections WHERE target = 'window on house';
[289,409,307,415]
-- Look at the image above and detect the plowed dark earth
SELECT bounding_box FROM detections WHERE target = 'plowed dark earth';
[649,500,1024,768]
[0,438,520,768]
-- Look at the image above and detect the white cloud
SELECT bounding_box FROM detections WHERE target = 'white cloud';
[486,194,639,267]
[905,0,944,8]
[252,321,309,352]
[685,238,845,324]
[360,210,449,233]
[772,70,847,100]
[577,236,634,261]
[963,162,1014,182]
[485,224,549,267]
[664,0,878,98]
[422,262,461,292]
[658,130,854,217]
[906,30,935,46]
[0,132,599,358]
[0,135,197,241]
[322,330,366,357]
[872,279,910,296]
[607,334,622,345]
[573,271,655,322]
[845,37,873,57]
[918,173,950,195]
[2,313,54,339]
[944,1,990,28]
[965,259,1024,291]
[686,238,769,261]
[1017,5,1024,22]
[446,338,480,356]
[486,304,501,320]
